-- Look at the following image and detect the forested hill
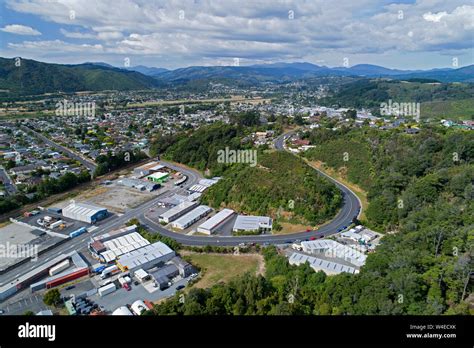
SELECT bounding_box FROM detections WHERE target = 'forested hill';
[201,151,342,227]
[150,121,341,226]
[0,57,161,95]
[319,78,474,113]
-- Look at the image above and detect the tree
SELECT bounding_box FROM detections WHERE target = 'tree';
[43,289,61,307]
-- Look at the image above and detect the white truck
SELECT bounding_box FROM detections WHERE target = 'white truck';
[98,283,117,297]
[100,265,118,279]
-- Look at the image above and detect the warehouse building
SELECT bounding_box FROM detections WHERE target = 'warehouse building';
[134,162,165,178]
[92,231,151,263]
[116,242,175,274]
[197,208,235,235]
[171,205,212,230]
[117,178,160,192]
[146,171,169,184]
[198,177,220,187]
[188,184,207,193]
[289,252,358,275]
[62,202,108,224]
[233,215,272,233]
[301,239,367,267]
[171,257,195,277]
[159,201,199,223]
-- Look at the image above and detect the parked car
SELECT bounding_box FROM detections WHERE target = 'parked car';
[65,285,75,290]
[176,285,185,290]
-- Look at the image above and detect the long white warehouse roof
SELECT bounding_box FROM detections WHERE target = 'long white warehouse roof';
[301,239,366,267]
[100,232,150,263]
[63,202,106,218]
[289,252,358,275]
[117,242,175,270]
[172,205,212,228]
[198,209,235,231]
[159,201,198,221]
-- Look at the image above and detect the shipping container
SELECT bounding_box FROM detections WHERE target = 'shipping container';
[92,264,106,273]
[46,267,89,288]
[47,207,62,214]
[69,227,87,238]
[49,220,64,229]
[48,259,70,277]
[98,283,116,297]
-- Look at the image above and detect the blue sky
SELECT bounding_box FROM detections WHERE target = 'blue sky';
[0,0,472,70]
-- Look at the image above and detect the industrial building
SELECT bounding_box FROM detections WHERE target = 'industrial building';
[146,171,169,184]
[159,201,199,223]
[62,202,108,224]
[198,178,220,187]
[171,257,194,277]
[171,205,212,230]
[134,161,165,178]
[233,215,272,233]
[289,252,358,275]
[157,192,202,207]
[301,239,367,267]
[90,229,151,263]
[117,178,160,192]
[29,251,89,293]
[0,250,90,300]
[116,242,175,274]
[197,208,235,235]
[188,184,207,193]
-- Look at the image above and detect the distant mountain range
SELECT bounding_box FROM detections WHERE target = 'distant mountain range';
[0,57,472,95]
[151,62,474,83]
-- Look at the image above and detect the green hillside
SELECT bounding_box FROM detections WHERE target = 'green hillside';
[0,57,160,95]
[421,99,474,120]
[201,151,342,226]
[320,79,474,118]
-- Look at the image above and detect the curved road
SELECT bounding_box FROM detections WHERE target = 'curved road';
[139,131,362,246]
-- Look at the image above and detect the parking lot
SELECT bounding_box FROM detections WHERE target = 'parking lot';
[88,275,189,313]
[20,210,90,237]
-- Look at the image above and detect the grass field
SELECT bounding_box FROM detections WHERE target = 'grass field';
[182,252,264,289]
[421,98,474,120]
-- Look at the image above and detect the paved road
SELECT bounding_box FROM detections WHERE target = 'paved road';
[0,161,201,300]
[0,166,17,196]
[20,125,97,172]
[138,131,362,246]
[0,133,362,302]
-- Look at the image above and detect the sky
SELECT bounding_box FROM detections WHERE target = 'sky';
[0,0,472,70]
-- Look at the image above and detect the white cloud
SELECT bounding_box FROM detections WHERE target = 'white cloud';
[0,24,41,36]
[2,0,473,67]
[423,11,448,22]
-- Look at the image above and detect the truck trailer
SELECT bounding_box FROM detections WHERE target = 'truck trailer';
[98,283,117,297]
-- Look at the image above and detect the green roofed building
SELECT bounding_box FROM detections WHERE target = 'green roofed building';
[146,171,170,184]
